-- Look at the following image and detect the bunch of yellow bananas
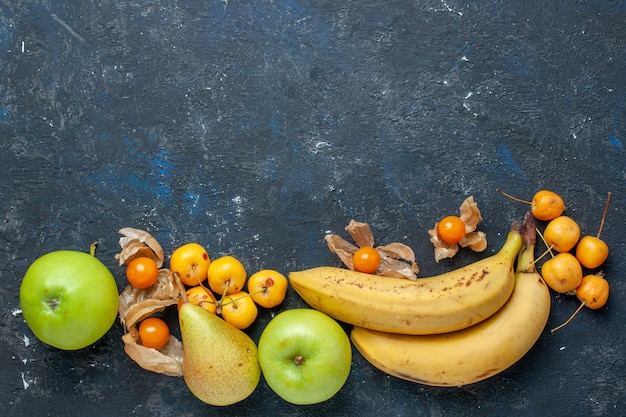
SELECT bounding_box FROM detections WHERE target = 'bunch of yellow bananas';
[289,214,550,387]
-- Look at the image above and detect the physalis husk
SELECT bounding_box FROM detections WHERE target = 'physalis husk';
[116,228,184,377]
[325,220,420,280]
[428,196,487,262]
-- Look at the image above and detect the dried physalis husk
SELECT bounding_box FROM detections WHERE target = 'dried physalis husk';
[345,220,375,248]
[459,196,483,233]
[118,269,182,328]
[122,327,184,377]
[115,227,165,268]
[325,219,420,280]
[428,196,488,262]
[459,230,488,252]
[119,269,185,376]
[116,228,184,376]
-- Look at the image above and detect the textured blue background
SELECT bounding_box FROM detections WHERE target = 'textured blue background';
[1,1,625,416]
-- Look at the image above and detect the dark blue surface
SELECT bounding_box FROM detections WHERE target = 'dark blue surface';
[2,1,626,416]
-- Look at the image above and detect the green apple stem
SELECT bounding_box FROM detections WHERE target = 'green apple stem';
[293,355,304,366]
[89,241,98,257]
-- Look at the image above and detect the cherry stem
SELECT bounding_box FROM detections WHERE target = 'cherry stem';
[219,292,254,308]
[551,301,586,333]
[596,191,611,239]
[195,277,214,299]
[221,284,229,301]
[216,285,230,315]
[535,228,555,259]
[496,189,531,205]
[531,244,555,265]
[248,288,266,298]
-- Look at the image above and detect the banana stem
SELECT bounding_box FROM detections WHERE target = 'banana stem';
[515,212,537,273]
[517,244,537,273]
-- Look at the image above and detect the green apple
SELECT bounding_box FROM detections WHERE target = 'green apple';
[258,308,352,405]
[20,250,120,350]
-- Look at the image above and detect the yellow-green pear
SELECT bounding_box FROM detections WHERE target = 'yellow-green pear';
[179,302,260,406]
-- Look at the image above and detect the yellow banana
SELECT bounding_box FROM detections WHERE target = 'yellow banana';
[350,218,550,387]
[289,223,523,335]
